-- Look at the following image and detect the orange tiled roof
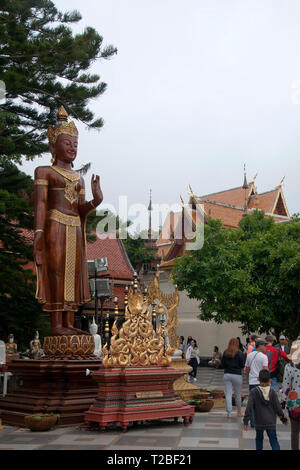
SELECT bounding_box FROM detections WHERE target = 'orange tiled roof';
[200,186,251,207]
[159,258,176,269]
[247,190,277,213]
[200,201,244,228]
[86,235,135,280]
[158,180,290,267]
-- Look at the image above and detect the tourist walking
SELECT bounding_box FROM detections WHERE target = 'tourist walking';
[275,335,290,355]
[178,336,185,359]
[237,337,245,354]
[246,334,258,355]
[221,338,246,418]
[265,335,290,391]
[280,339,300,450]
[186,339,199,381]
[184,336,193,358]
[245,339,269,427]
[243,369,288,450]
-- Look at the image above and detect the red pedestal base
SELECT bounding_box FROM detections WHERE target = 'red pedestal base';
[0,358,101,427]
[84,366,194,432]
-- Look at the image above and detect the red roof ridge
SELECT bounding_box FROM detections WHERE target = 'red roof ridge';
[197,198,244,210]
[198,186,244,198]
[255,188,279,196]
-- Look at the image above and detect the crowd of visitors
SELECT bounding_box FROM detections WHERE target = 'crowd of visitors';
[179,332,300,450]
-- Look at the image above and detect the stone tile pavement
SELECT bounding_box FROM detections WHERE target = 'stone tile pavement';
[0,367,293,451]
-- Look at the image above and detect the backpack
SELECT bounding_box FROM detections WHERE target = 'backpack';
[266,346,286,381]
[276,346,286,383]
[266,348,279,378]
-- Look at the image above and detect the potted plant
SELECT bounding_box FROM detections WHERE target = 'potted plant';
[187,399,214,412]
[204,388,224,399]
[24,413,59,432]
[196,399,214,412]
[194,391,212,400]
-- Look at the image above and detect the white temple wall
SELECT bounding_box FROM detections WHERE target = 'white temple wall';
[144,271,248,357]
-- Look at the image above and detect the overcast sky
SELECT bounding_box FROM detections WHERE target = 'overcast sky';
[19,0,300,227]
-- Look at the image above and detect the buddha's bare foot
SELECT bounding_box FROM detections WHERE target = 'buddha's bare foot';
[64,325,91,335]
[62,312,91,335]
[50,326,79,336]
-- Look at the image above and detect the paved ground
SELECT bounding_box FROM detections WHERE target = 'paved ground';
[0,367,292,451]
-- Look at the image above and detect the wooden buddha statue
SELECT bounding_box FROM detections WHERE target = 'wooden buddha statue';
[33,107,103,336]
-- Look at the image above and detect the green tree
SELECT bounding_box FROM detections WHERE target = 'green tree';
[86,209,132,243]
[0,162,49,348]
[85,209,156,270]
[123,234,157,271]
[0,0,117,164]
[172,210,300,341]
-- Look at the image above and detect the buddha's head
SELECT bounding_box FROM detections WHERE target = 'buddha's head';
[48,106,78,165]
[89,318,98,335]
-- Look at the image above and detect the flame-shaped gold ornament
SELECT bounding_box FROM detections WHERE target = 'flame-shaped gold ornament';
[102,284,174,368]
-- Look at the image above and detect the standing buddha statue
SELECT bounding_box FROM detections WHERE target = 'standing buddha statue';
[33,106,103,336]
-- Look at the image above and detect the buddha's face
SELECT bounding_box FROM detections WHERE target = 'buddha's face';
[89,324,98,335]
[53,134,78,164]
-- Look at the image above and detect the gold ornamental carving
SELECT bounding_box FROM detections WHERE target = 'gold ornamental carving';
[43,335,95,358]
[102,281,174,368]
[146,271,179,350]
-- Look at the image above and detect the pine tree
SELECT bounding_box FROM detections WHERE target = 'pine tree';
[0,0,117,164]
[0,162,48,348]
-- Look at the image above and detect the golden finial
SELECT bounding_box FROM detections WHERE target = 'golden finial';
[124,285,129,307]
[188,184,194,197]
[104,312,110,346]
[152,302,157,331]
[279,176,285,187]
[157,303,165,316]
[114,297,119,317]
[252,172,258,183]
[133,272,138,291]
[56,106,68,122]
[143,287,148,303]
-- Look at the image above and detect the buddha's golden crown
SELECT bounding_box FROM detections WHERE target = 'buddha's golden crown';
[48,106,78,144]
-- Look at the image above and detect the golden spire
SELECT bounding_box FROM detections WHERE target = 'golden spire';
[279,176,285,187]
[188,184,194,198]
[252,172,258,184]
[242,164,249,190]
[242,164,249,217]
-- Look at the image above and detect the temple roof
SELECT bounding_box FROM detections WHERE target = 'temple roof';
[86,235,135,280]
[158,177,290,268]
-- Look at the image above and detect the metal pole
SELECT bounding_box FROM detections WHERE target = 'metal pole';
[99,297,105,344]
[95,267,98,325]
